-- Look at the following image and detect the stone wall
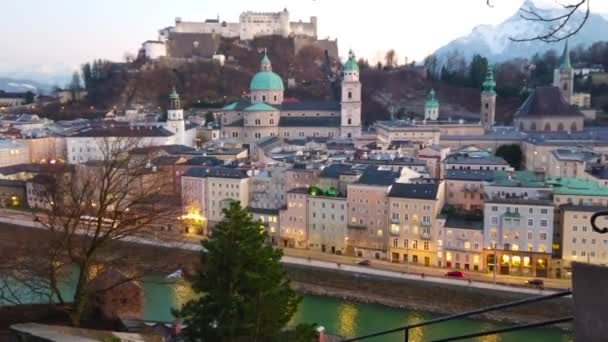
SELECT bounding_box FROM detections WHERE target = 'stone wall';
[286,264,573,325]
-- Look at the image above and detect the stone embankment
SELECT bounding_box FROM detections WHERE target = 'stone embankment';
[286,264,572,328]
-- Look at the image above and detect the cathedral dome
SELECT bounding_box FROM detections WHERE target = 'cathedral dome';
[250,71,284,91]
[250,52,284,91]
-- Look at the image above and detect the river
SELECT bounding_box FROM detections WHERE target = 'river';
[143,274,571,342]
[0,268,571,341]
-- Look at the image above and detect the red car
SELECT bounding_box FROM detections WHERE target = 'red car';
[445,271,465,278]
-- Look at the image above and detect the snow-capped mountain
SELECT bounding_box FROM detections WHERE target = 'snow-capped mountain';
[434,0,608,63]
[0,77,55,94]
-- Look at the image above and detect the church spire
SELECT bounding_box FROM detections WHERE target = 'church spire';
[168,86,181,110]
[260,49,272,71]
[559,41,572,71]
[482,66,496,94]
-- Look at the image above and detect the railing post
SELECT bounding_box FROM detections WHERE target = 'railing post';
[404,328,409,342]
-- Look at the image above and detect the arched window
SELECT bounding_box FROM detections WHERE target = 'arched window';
[530,122,537,131]
[274,95,277,101]
[347,118,352,125]
[557,122,565,131]
[544,123,551,132]
[519,122,524,131]
[262,95,266,102]
[571,122,577,131]
[348,91,352,99]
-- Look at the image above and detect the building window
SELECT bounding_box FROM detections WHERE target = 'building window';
[270,119,274,124]
[540,208,548,214]
[539,232,547,241]
[527,219,533,227]
[491,216,498,225]
[348,91,352,99]
[540,219,548,227]
[423,241,429,251]
[491,206,498,212]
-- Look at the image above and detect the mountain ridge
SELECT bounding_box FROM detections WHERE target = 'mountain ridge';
[434,0,608,63]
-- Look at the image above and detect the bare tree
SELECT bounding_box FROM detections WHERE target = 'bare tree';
[487,0,590,42]
[1,137,181,325]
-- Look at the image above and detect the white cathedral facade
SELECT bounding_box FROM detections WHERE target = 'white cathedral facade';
[219,50,362,143]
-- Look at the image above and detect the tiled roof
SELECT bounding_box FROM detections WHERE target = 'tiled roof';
[492,171,547,188]
[222,99,252,111]
[320,164,357,179]
[445,170,497,181]
[547,177,608,196]
[183,167,210,178]
[72,125,174,138]
[280,101,340,111]
[184,156,223,166]
[279,117,341,127]
[0,179,25,188]
[207,167,249,179]
[244,103,279,111]
[444,152,508,166]
[0,163,74,176]
[587,165,608,180]
[515,86,584,118]
[356,169,400,186]
[388,183,439,200]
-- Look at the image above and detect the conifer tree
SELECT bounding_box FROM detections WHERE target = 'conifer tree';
[178,201,308,341]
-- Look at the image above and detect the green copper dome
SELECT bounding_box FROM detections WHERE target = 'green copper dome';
[482,67,496,94]
[343,49,359,73]
[169,86,179,99]
[250,52,284,91]
[425,88,439,109]
[250,71,284,91]
[559,41,572,71]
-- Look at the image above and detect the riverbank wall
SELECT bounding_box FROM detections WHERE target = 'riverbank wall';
[285,264,573,327]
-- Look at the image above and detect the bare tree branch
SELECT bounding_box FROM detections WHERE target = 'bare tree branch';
[509,0,590,43]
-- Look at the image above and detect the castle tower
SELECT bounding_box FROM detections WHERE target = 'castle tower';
[167,87,186,145]
[424,88,439,120]
[481,66,497,130]
[553,41,574,104]
[340,50,362,138]
[250,51,284,105]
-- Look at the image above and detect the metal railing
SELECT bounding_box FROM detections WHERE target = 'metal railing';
[342,290,572,342]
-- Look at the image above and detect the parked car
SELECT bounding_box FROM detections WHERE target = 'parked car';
[445,271,465,278]
[357,259,371,266]
[526,279,544,287]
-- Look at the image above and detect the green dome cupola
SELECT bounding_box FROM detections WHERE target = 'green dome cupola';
[425,88,439,109]
[250,51,284,91]
[482,66,496,94]
[343,49,359,73]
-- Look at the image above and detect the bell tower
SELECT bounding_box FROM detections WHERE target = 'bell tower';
[553,41,574,104]
[424,88,439,120]
[340,49,362,138]
[167,87,186,145]
[481,67,496,130]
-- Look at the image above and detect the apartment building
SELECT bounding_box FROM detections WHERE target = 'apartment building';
[307,193,347,254]
[346,169,398,259]
[445,170,496,212]
[387,182,444,266]
[437,216,484,271]
[560,205,608,273]
[279,188,309,248]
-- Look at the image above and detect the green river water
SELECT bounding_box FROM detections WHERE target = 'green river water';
[143,274,570,342]
[2,270,571,341]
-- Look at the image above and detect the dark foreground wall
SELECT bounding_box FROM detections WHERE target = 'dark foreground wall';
[286,265,573,325]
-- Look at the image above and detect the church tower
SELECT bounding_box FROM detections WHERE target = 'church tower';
[553,41,574,104]
[424,88,439,120]
[340,49,362,138]
[167,87,186,145]
[481,66,496,130]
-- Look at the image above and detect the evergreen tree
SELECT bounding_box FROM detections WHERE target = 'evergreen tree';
[205,111,215,125]
[178,202,309,341]
[496,144,523,171]
[469,54,488,88]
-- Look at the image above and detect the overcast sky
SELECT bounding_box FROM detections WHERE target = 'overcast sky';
[2,0,607,80]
